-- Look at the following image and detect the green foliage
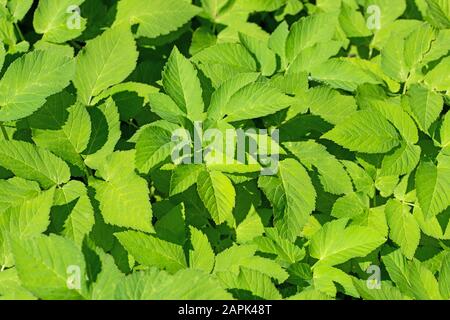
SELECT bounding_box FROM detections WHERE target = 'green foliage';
[0,0,449,301]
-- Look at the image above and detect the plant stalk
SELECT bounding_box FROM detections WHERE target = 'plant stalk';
[0,123,9,140]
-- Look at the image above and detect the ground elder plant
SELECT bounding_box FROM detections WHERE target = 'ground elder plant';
[0,0,449,301]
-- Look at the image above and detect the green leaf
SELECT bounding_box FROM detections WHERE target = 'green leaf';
[404,84,444,132]
[268,21,289,69]
[223,82,294,122]
[11,234,88,300]
[425,56,450,91]
[83,98,121,170]
[115,0,201,39]
[331,192,369,219]
[285,140,353,195]
[73,26,138,105]
[0,140,71,189]
[364,0,406,27]
[403,23,436,69]
[425,0,450,29]
[287,40,342,75]
[0,188,54,266]
[31,95,91,170]
[383,249,442,299]
[413,206,450,240]
[0,188,53,237]
[0,41,5,71]
[238,0,287,12]
[51,181,94,247]
[313,265,359,298]
[170,164,205,196]
[148,92,187,124]
[33,0,87,43]
[306,86,357,125]
[338,3,371,38]
[343,161,375,197]
[197,170,236,227]
[189,226,215,273]
[201,0,232,21]
[385,199,420,259]
[115,231,187,273]
[236,206,265,244]
[381,35,409,82]
[286,13,337,63]
[91,151,153,233]
[239,33,277,76]
[287,288,331,300]
[272,159,316,240]
[353,279,410,300]
[310,219,386,267]
[214,244,288,282]
[90,250,125,300]
[207,72,260,121]
[6,0,33,22]
[254,228,305,265]
[135,126,178,174]
[116,268,231,300]
[416,161,450,219]
[441,111,450,148]
[439,252,450,299]
[380,142,421,176]
[0,268,36,300]
[217,267,282,300]
[322,109,400,154]
[0,177,40,214]
[357,90,418,143]
[0,50,75,121]
[192,43,257,87]
[162,47,204,121]
[310,58,380,92]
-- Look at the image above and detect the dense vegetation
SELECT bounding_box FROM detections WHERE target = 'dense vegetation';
[0,0,449,300]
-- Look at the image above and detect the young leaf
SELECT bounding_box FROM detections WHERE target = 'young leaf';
[115,231,187,273]
[404,84,444,132]
[223,82,294,122]
[115,0,201,39]
[162,47,204,121]
[385,199,420,259]
[33,0,87,43]
[310,219,386,267]
[11,234,88,300]
[73,26,138,105]
[0,140,71,189]
[116,268,231,300]
[91,152,153,233]
[0,50,75,121]
[322,110,400,154]
[285,140,353,195]
[416,161,450,219]
[51,181,94,247]
[197,170,236,227]
[274,159,316,240]
[286,13,337,63]
[135,126,178,174]
[189,226,215,273]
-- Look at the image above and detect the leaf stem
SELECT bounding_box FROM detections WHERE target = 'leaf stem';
[0,123,9,141]
[14,22,25,42]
